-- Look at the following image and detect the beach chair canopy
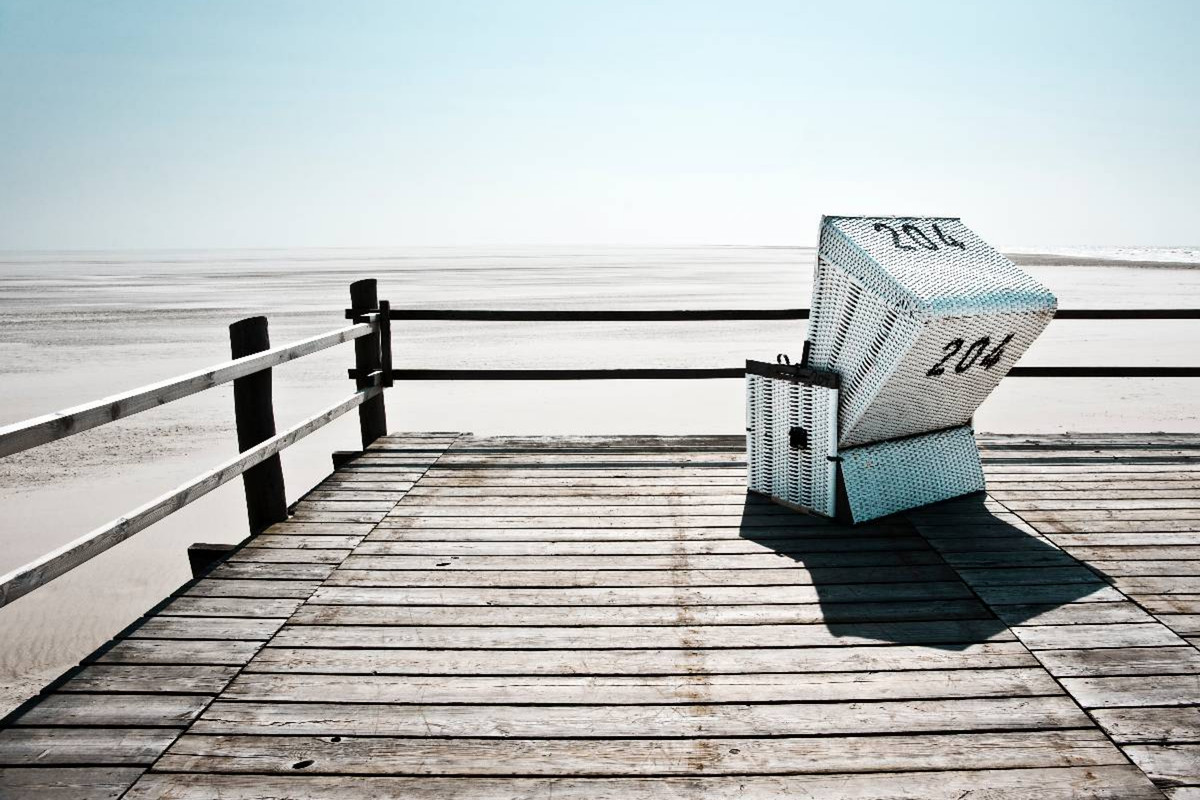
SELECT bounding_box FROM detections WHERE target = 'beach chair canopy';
[807,215,1057,448]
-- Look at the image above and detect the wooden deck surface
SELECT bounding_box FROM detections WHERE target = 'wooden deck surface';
[2,432,1200,798]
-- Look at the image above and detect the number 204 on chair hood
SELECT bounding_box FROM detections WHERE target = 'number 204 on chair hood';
[808,215,1057,448]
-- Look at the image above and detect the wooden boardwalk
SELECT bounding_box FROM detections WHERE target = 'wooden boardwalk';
[2,432,1200,798]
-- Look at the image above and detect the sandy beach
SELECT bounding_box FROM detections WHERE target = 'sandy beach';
[1,244,1199,716]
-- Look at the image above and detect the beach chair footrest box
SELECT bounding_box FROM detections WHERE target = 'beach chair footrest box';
[838,424,985,524]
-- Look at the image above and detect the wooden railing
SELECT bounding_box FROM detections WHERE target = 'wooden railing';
[0,279,392,609]
[350,307,1200,381]
[1,284,1197,609]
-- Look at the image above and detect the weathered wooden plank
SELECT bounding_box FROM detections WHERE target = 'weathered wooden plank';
[991,602,1153,626]
[448,438,744,449]
[971,584,1125,605]
[9,694,208,727]
[248,535,364,550]
[1135,597,1200,615]
[249,642,1040,676]
[1092,706,1200,743]
[1066,546,1200,561]
[57,665,239,694]
[978,432,1200,443]
[1112,577,1200,595]
[119,765,1167,799]
[407,485,750,497]
[286,511,388,524]
[450,435,743,448]
[219,668,1060,705]
[926,535,1067,553]
[290,499,397,512]
[0,767,143,799]
[909,518,1041,536]
[227,548,349,565]
[373,464,748,475]
[268,620,1015,649]
[394,494,756,507]
[365,524,885,541]
[260,522,375,537]
[181,579,320,599]
[1021,509,1200,521]
[1036,646,1200,677]
[158,596,303,618]
[995,491,1200,503]
[0,728,178,765]
[984,464,1200,474]
[313,479,418,491]
[1013,623,1184,650]
[128,617,285,641]
[372,515,820,529]
[95,640,262,666]
[416,475,747,486]
[1122,744,1200,788]
[1086,560,1200,576]
[336,551,945,572]
[206,562,335,581]
[190,696,1089,737]
[300,490,411,502]
[424,453,747,465]
[902,499,1009,515]
[289,599,991,627]
[1156,615,1200,635]
[1038,520,1200,533]
[1050,533,1200,546]
[1059,675,1200,708]
[990,481,1200,492]
[351,536,932,556]
[324,564,961,588]
[981,450,1200,462]
[155,729,1118,776]
[950,566,1105,586]
[306,581,977,607]
[938,550,1081,568]
[1167,787,1200,799]
[384,504,778,517]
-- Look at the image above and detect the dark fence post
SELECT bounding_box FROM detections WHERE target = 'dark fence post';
[229,316,288,535]
[350,279,388,448]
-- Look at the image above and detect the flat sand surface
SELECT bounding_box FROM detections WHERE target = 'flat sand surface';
[1,244,1199,716]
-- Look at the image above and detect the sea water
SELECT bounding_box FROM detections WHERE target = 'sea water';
[1,245,1199,715]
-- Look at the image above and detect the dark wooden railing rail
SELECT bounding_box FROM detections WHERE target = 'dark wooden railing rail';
[362,308,1200,322]
[350,306,1200,381]
[2,284,1198,609]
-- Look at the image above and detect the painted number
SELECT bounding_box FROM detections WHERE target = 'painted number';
[926,333,1014,377]
[874,222,967,252]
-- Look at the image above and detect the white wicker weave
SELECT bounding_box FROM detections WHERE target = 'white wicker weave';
[808,216,1057,448]
[839,425,985,523]
[746,365,838,518]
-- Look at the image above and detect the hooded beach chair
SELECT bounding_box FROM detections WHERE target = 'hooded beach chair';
[747,215,1058,523]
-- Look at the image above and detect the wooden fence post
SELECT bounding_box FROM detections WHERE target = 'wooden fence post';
[350,279,388,448]
[229,316,288,534]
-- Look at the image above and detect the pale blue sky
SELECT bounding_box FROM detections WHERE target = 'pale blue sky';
[0,0,1196,249]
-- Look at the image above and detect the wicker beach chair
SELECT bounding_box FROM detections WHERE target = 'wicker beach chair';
[747,215,1057,523]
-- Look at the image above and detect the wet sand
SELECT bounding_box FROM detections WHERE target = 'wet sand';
[1,245,1198,716]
